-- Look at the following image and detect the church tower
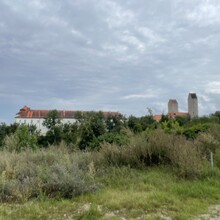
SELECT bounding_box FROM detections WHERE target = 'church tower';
[188,93,198,118]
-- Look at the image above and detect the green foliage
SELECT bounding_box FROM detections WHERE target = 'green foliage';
[4,125,38,152]
[61,123,78,146]
[97,132,129,146]
[183,123,209,139]
[43,110,61,129]
[89,113,106,137]
[43,110,62,145]
[105,114,125,133]
[45,126,62,146]
[174,115,190,126]
[79,125,96,150]
[159,114,169,123]
[212,111,220,122]
[77,111,127,149]
[191,115,220,124]
[76,112,106,149]
[127,116,143,133]
[0,123,8,148]
[161,120,183,134]
[0,123,19,148]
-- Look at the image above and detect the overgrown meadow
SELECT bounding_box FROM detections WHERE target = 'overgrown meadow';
[1,111,220,219]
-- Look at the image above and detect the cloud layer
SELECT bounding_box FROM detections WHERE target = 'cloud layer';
[1,0,220,122]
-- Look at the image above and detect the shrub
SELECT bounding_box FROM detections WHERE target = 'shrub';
[196,132,220,158]
[98,129,207,178]
[0,147,98,202]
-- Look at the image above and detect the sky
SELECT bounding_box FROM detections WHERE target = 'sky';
[1,0,220,123]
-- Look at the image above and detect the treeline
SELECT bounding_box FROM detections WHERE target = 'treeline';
[1,110,220,151]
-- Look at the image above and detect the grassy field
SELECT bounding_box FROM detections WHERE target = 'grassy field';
[1,166,220,220]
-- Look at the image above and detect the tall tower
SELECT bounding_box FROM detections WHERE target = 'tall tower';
[168,99,178,113]
[188,93,198,118]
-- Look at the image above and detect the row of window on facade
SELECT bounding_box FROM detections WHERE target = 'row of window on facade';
[18,120,72,124]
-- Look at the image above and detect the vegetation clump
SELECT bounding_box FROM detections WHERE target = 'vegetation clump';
[0,146,97,202]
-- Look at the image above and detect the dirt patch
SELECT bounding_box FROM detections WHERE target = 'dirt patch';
[195,205,220,220]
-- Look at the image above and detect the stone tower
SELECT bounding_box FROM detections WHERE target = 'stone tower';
[188,93,198,118]
[168,99,178,113]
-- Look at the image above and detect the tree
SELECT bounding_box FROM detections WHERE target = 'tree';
[43,110,62,145]
[139,115,155,130]
[62,123,78,146]
[105,114,125,133]
[127,116,142,133]
[89,112,106,137]
[43,110,61,129]
[78,125,95,150]
[77,112,106,149]
[4,125,38,152]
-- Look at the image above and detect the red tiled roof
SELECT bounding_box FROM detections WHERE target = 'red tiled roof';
[153,115,162,122]
[16,106,122,119]
[168,112,189,118]
[153,112,189,122]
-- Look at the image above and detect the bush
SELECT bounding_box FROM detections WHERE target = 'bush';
[0,147,98,202]
[196,132,220,157]
[98,129,208,178]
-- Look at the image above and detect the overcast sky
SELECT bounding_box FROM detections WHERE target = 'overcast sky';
[1,0,220,123]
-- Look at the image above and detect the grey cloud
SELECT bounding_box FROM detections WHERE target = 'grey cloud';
[1,0,220,122]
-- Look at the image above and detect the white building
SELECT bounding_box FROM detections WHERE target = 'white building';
[15,106,77,134]
[15,106,121,134]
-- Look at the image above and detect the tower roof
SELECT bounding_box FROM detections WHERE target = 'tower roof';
[168,99,178,103]
[189,93,197,99]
